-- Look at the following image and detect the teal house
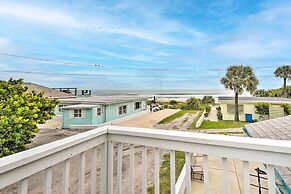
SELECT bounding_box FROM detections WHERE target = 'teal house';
[60,96,148,128]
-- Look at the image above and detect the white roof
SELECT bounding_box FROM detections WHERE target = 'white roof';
[219,96,291,104]
[60,95,148,105]
[62,104,100,109]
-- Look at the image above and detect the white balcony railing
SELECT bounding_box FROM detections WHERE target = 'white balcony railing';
[0,125,291,194]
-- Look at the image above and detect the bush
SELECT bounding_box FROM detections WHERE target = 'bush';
[255,102,270,119]
[0,79,58,157]
[185,97,203,110]
[281,103,291,115]
[202,96,215,104]
[169,100,177,105]
[216,106,223,120]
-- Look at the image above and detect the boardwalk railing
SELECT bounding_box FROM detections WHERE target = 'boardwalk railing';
[0,125,291,194]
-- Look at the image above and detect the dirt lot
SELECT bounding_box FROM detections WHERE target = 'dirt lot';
[1,109,178,194]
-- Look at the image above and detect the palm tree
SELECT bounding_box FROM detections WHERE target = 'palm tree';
[274,65,291,97]
[221,65,259,121]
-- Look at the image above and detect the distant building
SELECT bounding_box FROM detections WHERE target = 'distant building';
[60,96,148,128]
[23,82,76,99]
[244,116,291,193]
[218,96,291,121]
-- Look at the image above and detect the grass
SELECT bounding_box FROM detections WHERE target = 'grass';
[197,120,246,129]
[158,109,197,124]
[188,110,204,129]
[210,131,245,136]
[148,151,185,194]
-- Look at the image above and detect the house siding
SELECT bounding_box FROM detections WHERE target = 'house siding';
[104,100,146,122]
[221,103,284,121]
[63,109,93,128]
[62,100,146,128]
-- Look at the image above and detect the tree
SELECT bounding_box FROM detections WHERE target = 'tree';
[0,79,58,157]
[221,65,259,121]
[274,65,291,97]
[202,96,215,104]
[255,102,270,120]
[185,97,202,110]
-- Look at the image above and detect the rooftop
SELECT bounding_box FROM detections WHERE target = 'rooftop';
[245,115,291,189]
[62,104,100,109]
[23,82,75,99]
[59,95,148,105]
[218,96,291,104]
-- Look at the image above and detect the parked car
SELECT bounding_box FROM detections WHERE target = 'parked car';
[152,106,160,112]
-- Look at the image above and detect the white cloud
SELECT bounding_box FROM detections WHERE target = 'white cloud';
[0,2,206,46]
[214,39,285,59]
[213,2,291,60]
[0,2,81,28]
[0,37,18,54]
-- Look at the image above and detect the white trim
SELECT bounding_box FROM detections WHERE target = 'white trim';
[175,164,186,194]
[96,107,102,117]
[117,104,127,116]
[1,124,291,191]
[133,101,142,111]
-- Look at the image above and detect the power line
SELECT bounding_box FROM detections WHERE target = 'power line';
[0,52,280,72]
[0,52,177,71]
[0,70,275,79]
[0,70,160,78]
[0,52,102,68]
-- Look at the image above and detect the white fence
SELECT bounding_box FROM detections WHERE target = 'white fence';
[0,125,291,194]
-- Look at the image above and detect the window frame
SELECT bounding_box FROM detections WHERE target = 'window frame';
[118,105,127,116]
[96,107,102,117]
[73,109,83,118]
[134,101,142,110]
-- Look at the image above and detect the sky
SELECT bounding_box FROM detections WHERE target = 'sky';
[0,0,290,90]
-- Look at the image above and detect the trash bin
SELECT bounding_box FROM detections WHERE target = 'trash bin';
[245,114,253,122]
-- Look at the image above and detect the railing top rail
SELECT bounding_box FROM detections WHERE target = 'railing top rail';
[0,126,108,174]
[108,125,291,154]
[1,125,291,175]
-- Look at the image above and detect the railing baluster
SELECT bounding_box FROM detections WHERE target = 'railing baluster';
[185,152,191,194]
[62,159,70,194]
[129,144,135,194]
[154,147,160,194]
[91,147,97,194]
[170,150,175,194]
[267,164,275,194]
[117,143,123,194]
[203,155,209,194]
[108,141,114,194]
[222,157,229,194]
[142,146,147,194]
[243,161,250,194]
[79,152,85,194]
[17,178,28,194]
[44,167,52,194]
[101,141,108,194]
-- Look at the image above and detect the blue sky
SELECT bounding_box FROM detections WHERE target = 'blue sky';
[0,0,290,90]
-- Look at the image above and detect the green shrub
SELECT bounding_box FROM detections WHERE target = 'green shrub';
[281,103,291,115]
[255,102,270,119]
[202,96,215,104]
[0,79,58,157]
[169,100,178,105]
[216,106,223,120]
[202,104,211,113]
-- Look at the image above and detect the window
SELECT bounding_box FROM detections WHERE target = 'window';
[96,107,102,116]
[118,105,127,115]
[227,104,243,114]
[73,109,82,118]
[134,101,141,110]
